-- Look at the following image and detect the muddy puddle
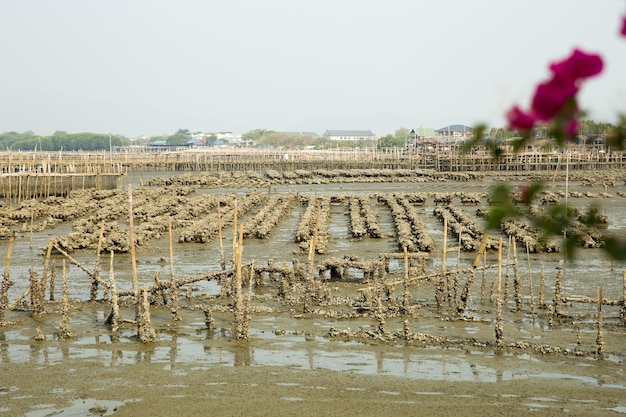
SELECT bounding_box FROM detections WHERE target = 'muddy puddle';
[1,171,625,416]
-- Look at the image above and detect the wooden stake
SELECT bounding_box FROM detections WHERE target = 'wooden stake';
[495,239,504,347]
[526,242,535,315]
[513,239,522,312]
[621,270,626,325]
[128,184,142,338]
[0,232,16,324]
[596,286,604,355]
[58,260,73,339]
[90,220,105,301]
[218,202,225,270]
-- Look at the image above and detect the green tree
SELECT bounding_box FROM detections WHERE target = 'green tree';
[378,134,405,149]
[242,129,273,145]
[166,133,189,146]
[206,134,218,146]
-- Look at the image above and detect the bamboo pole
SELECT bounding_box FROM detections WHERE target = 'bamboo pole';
[554,267,563,316]
[622,270,626,325]
[138,286,156,343]
[233,224,248,340]
[458,233,489,314]
[526,242,535,315]
[218,202,225,270]
[0,232,16,324]
[495,239,504,348]
[596,286,604,355]
[513,239,522,312]
[168,217,180,321]
[58,260,73,339]
[107,250,120,334]
[402,246,410,313]
[90,220,106,301]
[128,184,142,339]
[304,208,320,314]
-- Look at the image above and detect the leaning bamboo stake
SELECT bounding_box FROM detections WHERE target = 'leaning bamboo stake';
[495,239,504,348]
[596,286,605,355]
[0,232,16,324]
[458,233,488,314]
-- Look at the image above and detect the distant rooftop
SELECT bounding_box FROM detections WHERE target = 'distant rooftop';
[323,130,375,137]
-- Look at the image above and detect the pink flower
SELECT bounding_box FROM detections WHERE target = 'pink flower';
[621,15,626,36]
[549,49,603,83]
[506,106,535,131]
[531,77,578,121]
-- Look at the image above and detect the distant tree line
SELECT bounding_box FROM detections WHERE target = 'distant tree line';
[0,131,130,151]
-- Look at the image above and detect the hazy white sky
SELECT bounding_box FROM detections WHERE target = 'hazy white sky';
[1,0,625,137]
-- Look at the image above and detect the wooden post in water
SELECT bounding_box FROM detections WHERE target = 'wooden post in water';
[495,239,504,348]
[554,267,563,316]
[402,246,410,313]
[622,270,626,325]
[596,286,604,355]
[218,203,225,270]
[107,250,120,334]
[58,260,73,339]
[304,208,320,314]
[169,217,180,321]
[513,239,522,312]
[0,232,15,324]
[526,242,535,315]
[90,220,105,301]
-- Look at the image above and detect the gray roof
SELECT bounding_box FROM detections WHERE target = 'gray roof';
[323,130,375,137]
[279,131,319,137]
[436,124,473,133]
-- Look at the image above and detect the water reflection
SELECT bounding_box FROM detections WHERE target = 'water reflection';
[0,323,624,390]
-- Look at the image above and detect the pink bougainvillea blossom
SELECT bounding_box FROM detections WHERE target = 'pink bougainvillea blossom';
[549,49,603,83]
[506,48,603,134]
[506,106,535,131]
[531,77,579,121]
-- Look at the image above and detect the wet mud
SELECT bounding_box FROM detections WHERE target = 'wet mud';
[0,170,625,416]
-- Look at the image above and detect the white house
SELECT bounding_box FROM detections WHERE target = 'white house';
[435,125,473,140]
[323,130,376,141]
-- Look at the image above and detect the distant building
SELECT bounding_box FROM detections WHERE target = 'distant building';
[279,131,319,137]
[436,125,473,140]
[323,130,376,141]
